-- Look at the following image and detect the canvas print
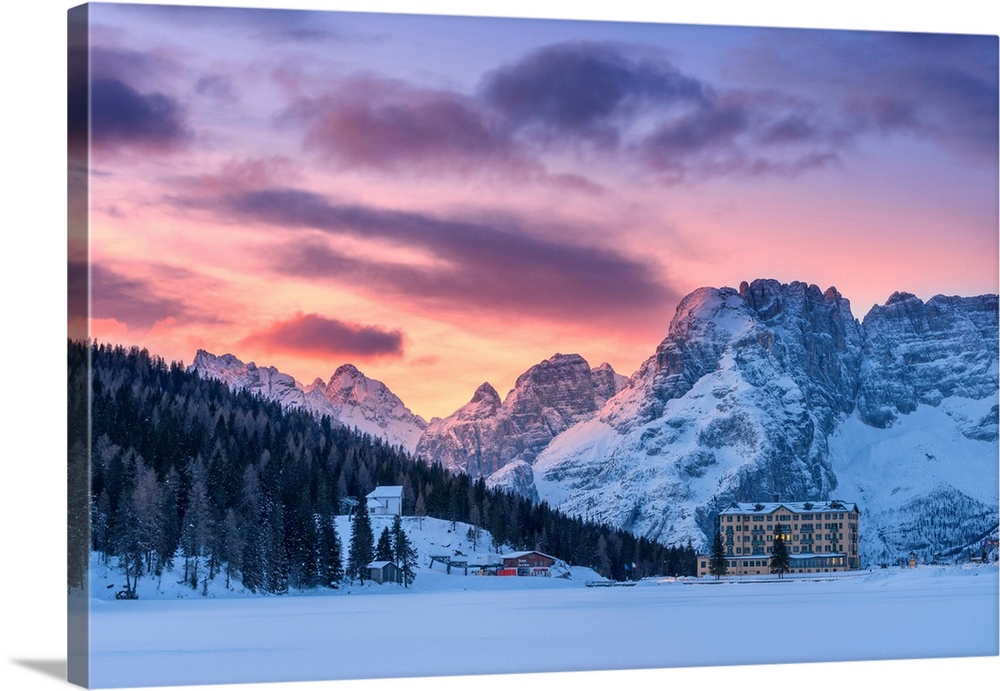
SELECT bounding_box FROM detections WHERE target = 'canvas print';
[67,2,999,689]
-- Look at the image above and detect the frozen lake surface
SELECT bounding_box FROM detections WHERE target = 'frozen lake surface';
[87,565,998,688]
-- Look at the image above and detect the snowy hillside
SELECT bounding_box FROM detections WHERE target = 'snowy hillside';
[830,396,998,566]
[88,516,588,601]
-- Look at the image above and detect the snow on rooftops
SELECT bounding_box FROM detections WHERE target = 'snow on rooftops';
[366,485,403,498]
[500,551,557,561]
[719,499,858,515]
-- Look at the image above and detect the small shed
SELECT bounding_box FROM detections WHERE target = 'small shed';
[500,551,556,577]
[366,486,403,516]
[368,560,403,585]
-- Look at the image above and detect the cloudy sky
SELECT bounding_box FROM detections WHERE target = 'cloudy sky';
[72,1,998,420]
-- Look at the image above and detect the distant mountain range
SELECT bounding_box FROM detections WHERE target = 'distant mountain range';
[189,350,428,451]
[190,279,999,564]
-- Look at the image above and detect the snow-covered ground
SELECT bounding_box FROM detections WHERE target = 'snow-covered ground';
[87,517,591,601]
[83,516,998,690]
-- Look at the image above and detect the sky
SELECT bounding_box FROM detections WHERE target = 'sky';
[71,1,999,421]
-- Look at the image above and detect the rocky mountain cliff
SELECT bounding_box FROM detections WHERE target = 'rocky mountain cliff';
[857,291,999,427]
[189,350,427,451]
[480,280,997,564]
[414,353,626,478]
[528,280,866,547]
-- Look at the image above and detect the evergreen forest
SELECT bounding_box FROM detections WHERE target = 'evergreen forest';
[68,340,696,595]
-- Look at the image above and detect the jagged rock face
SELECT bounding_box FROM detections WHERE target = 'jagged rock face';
[413,382,508,476]
[314,363,429,450]
[527,281,997,562]
[857,292,1000,429]
[190,349,312,411]
[414,354,626,476]
[189,351,427,452]
[531,280,866,547]
[486,460,539,503]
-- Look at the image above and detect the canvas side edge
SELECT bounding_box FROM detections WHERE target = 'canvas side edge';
[67,4,92,688]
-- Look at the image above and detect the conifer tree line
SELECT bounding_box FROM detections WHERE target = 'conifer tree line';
[70,340,696,594]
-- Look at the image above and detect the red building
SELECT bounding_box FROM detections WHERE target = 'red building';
[499,551,556,577]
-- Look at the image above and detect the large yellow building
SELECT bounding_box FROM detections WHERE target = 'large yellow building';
[697,499,860,577]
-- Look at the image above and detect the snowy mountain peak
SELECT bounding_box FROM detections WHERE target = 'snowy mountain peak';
[521,279,996,565]
[331,363,364,381]
[857,291,998,428]
[470,382,502,407]
[885,290,919,306]
[304,377,326,392]
[414,352,626,476]
[189,349,427,452]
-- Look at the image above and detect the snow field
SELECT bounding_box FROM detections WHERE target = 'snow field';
[86,564,998,688]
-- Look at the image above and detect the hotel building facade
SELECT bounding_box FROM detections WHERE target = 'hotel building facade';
[697,499,860,577]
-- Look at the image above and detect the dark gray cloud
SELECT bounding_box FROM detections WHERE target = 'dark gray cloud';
[89,78,191,151]
[240,314,405,359]
[479,41,708,143]
[191,186,676,324]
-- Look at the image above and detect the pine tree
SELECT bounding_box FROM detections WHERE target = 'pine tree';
[317,515,343,588]
[376,527,394,562]
[391,515,417,588]
[709,531,728,580]
[265,501,289,595]
[347,506,374,584]
[770,533,790,578]
[222,509,243,589]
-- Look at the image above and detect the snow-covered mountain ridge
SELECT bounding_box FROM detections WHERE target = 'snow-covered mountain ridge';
[189,350,428,451]
[480,280,997,565]
[415,353,626,481]
[188,279,997,565]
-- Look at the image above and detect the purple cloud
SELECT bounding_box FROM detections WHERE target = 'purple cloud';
[730,30,998,163]
[275,41,887,183]
[89,263,227,330]
[479,41,707,143]
[197,187,677,325]
[89,78,191,152]
[90,263,189,329]
[283,78,527,173]
[240,314,405,359]
[195,75,238,103]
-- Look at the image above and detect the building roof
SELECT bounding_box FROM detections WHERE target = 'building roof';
[366,485,403,499]
[719,500,858,515]
[367,560,397,569]
[501,550,557,561]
